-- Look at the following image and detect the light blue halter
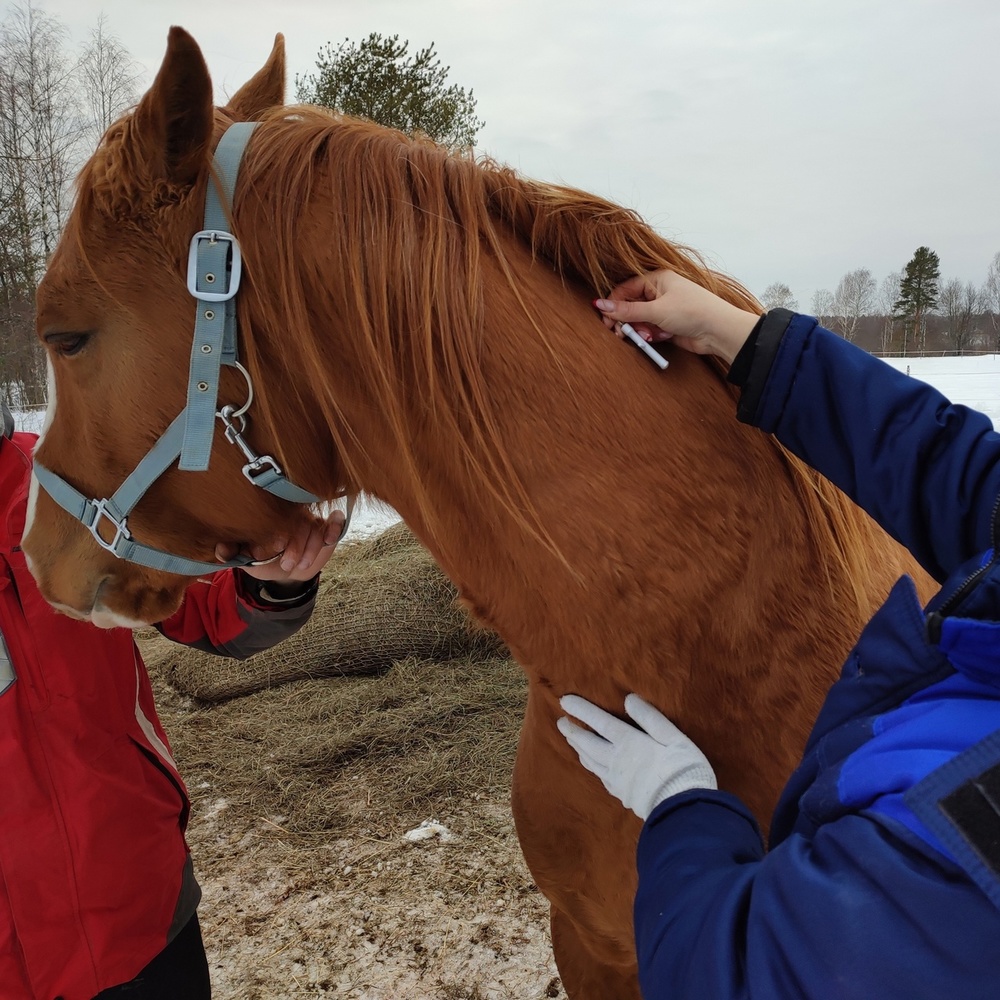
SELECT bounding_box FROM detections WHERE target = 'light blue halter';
[33,123,343,577]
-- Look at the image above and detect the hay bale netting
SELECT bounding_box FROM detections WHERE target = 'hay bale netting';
[141,522,506,701]
[166,654,528,835]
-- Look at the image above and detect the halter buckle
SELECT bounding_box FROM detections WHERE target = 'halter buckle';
[243,454,285,486]
[218,406,287,487]
[85,498,132,557]
[186,230,242,302]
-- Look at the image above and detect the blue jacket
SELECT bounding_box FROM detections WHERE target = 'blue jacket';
[635,312,1000,999]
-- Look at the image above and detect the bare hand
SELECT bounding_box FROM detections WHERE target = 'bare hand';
[594,270,761,365]
[215,508,346,584]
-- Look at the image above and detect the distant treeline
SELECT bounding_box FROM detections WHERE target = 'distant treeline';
[763,249,1000,359]
[832,312,1000,357]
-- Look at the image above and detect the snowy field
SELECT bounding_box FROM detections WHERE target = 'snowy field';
[12,351,999,541]
[880,354,1000,429]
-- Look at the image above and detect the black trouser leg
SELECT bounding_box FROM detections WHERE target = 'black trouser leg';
[93,913,211,1000]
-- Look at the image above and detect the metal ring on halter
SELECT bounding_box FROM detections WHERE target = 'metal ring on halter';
[217,361,255,421]
[217,404,247,437]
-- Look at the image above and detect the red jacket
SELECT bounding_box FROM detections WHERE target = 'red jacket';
[0,430,317,999]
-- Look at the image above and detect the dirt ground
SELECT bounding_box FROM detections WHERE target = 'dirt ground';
[146,652,565,1000]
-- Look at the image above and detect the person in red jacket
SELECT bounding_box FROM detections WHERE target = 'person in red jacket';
[0,403,343,1000]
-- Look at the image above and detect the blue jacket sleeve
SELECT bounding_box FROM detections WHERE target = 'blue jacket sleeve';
[739,313,1000,582]
[635,792,1000,1000]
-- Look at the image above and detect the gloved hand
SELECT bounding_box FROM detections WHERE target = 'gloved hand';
[557,693,717,820]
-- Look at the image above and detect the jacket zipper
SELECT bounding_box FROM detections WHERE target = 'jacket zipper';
[926,492,1000,643]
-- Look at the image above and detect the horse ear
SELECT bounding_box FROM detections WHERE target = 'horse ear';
[128,26,214,189]
[225,34,286,120]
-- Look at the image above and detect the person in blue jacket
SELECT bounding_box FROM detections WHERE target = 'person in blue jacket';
[558,269,1000,1000]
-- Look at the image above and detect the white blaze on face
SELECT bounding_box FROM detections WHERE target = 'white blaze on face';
[89,606,150,630]
[44,590,149,632]
[22,359,57,571]
[21,363,151,630]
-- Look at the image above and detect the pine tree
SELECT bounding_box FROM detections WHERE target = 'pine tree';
[295,33,483,149]
[894,247,940,354]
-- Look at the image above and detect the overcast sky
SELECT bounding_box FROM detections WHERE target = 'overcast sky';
[15,0,1000,309]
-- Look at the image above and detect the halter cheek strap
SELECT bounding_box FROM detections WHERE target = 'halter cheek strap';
[32,414,245,576]
[33,123,351,577]
[181,121,253,472]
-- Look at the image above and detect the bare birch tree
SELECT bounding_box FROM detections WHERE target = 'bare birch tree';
[877,271,902,354]
[985,251,1000,353]
[811,288,836,329]
[77,13,140,147]
[939,278,982,356]
[832,268,876,343]
[761,282,797,311]
[0,1,83,404]
[0,1,80,258]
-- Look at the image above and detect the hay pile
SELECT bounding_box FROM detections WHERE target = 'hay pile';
[156,654,528,835]
[143,522,506,701]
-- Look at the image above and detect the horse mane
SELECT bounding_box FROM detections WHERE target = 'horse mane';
[69,101,884,608]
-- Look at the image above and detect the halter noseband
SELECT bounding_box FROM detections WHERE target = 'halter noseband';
[33,122,346,577]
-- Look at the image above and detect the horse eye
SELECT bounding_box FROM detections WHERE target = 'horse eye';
[45,332,91,357]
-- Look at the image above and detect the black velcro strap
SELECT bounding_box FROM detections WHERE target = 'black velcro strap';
[905,729,1000,910]
[732,308,795,426]
[939,762,1000,877]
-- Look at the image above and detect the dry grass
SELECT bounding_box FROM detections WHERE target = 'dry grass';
[158,654,526,836]
[145,642,563,998]
[139,525,565,997]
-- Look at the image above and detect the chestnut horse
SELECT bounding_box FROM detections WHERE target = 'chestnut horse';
[25,29,932,998]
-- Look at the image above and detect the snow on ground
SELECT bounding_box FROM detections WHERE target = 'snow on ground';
[340,496,400,540]
[879,354,1000,429]
[11,407,44,435]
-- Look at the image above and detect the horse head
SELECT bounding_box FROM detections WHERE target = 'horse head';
[24,25,767,628]
[24,29,331,625]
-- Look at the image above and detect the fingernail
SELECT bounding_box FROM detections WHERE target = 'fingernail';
[593,299,614,312]
[280,554,295,572]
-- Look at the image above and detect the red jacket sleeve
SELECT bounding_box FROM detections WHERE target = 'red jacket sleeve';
[156,570,318,659]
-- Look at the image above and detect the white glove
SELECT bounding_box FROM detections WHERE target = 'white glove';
[557,693,717,820]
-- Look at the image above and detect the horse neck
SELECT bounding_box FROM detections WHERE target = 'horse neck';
[255,241,827,692]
